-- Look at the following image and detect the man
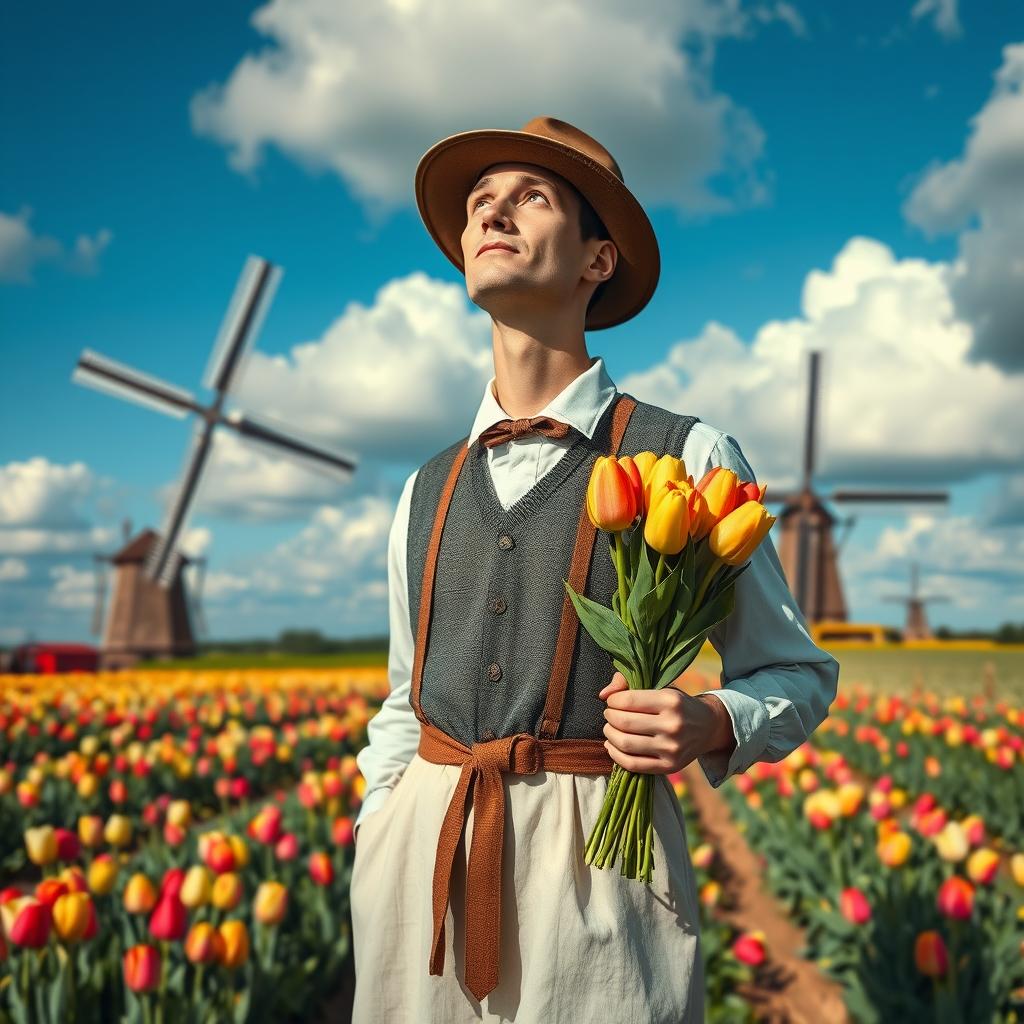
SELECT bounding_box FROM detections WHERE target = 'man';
[350,116,840,1023]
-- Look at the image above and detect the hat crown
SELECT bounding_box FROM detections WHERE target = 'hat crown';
[513,116,625,184]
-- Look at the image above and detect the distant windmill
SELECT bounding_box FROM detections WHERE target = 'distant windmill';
[883,561,950,641]
[763,350,949,626]
[74,254,357,668]
[92,517,209,659]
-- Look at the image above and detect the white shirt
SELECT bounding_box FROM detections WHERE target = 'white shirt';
[354,355,840,838]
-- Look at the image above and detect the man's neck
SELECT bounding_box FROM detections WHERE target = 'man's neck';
[490,320,594,419]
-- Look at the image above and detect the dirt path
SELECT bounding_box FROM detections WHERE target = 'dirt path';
[676,665,849,1024]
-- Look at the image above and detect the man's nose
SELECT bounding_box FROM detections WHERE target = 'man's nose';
[481,196,515,230]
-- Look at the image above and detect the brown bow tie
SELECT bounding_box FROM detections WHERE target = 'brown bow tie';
[477,416,574,449]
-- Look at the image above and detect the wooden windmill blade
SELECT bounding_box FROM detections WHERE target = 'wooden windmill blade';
[225,410,359,477]
[145,418,216,587]
[203,255,282,397]
[73,350,199,420]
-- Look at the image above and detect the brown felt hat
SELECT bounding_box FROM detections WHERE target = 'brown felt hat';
[414,115,660,331]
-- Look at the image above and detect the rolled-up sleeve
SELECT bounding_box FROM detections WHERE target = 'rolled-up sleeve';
[353,468,423,839]
[691,432,840,788]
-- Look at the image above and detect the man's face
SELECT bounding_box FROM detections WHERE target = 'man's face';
[460,161,612,323]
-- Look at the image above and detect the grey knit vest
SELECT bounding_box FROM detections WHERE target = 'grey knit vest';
[406,394,700,747]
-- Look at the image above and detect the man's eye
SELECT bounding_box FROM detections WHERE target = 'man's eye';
[470,190,547,212]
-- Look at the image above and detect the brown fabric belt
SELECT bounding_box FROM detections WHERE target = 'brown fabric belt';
[409,392,637,1002]
[418,718,613,1001]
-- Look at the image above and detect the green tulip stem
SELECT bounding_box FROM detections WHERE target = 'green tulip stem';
[692,557,723,610]
[613,532,632,633]
[654,552,665,586]
[585,765,624,862]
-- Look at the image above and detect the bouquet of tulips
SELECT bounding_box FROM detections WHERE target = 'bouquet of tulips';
[564,451,776,884]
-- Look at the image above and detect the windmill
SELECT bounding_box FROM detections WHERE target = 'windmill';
[92,518,210,659]
[763,350,949,631]
[882,561,950,642]
[73,254,357,669]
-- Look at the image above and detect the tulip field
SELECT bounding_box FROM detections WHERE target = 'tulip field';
[1,656,1023,1022]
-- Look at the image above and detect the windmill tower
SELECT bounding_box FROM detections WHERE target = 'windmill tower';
[92,518,209,667]
[883,561,950,642]
[764,350,949,632]
[73,254,358,667]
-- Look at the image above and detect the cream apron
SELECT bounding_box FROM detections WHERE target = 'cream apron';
[350,395,705,1023]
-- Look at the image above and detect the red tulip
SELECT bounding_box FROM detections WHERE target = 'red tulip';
[839,887,871,925]
[731,930,766,967]
[9,898,51,948]
[309,851,334,886]
[53,828,80,862]
[936,876,974,920]
[123,944,161,992]
[148,893,187,942]
[275,833,299,861]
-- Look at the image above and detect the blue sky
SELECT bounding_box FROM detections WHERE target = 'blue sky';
[3,0,1023,644]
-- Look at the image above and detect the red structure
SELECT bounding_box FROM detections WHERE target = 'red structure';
[6,643,100,674]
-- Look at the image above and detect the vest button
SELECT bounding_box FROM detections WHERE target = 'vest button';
[497,534,514,550]
[488,597,507,615]
[487,662,502,681]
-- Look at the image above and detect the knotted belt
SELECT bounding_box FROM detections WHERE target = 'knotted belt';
[417,718,613,1002]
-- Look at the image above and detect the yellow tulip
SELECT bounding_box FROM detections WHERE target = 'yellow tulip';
[1010,852,1024,888]
[644,455,688,519]
[934,822,969,863]
[644,483,691,555]
[88,855,119,896]
[708,501,776,566]
[104,814,133,848]
[227,834,249,869]
[166,800,191,830]
[180,866,212,908]
[78,815,104,849]
[632,451,658,496]
[52,892,92,943]
[24,825,58,866]
[253,881,288,926]
[123,873,158,914]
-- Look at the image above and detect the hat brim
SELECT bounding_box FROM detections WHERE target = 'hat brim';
[414,128,660,331]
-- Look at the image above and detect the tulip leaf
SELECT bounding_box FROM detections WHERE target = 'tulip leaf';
[654,633,708,689]
[48,960,68,1024]
[664,585,737,660]
[564,581,638,671]
[626,540,657,640]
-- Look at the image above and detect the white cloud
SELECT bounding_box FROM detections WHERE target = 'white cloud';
[0,458,118,555]
[189,0,798,220]
[903,42,1024,370]
[620,235,1022,490]
[47,565,95,611]
[909,0,962,40]
[0,207,112,284]
[0,558,28,582]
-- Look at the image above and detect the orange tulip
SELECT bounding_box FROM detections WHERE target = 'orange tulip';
[966,847,1000,885]
[914,930,948,977]
[695,466,740,520]
[217,920,249,969]
[586,456,637,532]
[184,921,223,964]
[877,830,912,868]
[211,872,243,911]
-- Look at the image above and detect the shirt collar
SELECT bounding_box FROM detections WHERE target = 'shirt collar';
[467,355,619,448]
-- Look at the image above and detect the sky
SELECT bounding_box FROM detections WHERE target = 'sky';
[2,0,1023,645]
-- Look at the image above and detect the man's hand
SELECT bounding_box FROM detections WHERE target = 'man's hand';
[597,671,737,774]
